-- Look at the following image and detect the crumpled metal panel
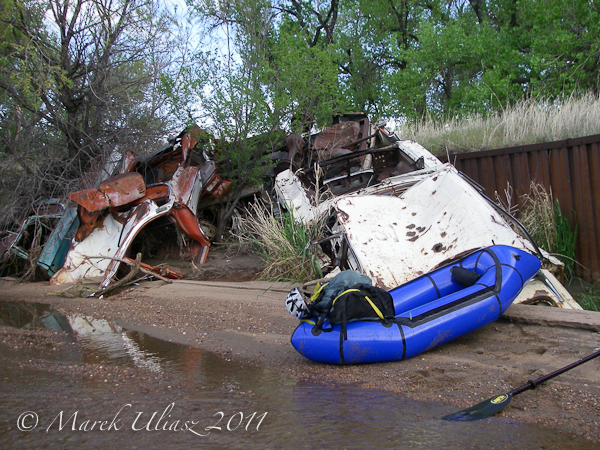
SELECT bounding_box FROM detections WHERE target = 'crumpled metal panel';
[516,269,581,309]
[396,140,445,170]
[274,169,323,224]
[332,166,535,289]
[118,150,137,174]
[50,213,127,284]
[51,194,176,286]
[171,206,210,264]
[68,173,146,212]
[314,121,361,150]
[203,172,232,199]
[98,196,176,288]
[37,207,79,277]
[38,149,126,277]
[170,166,201,207]
[275,139,445,225]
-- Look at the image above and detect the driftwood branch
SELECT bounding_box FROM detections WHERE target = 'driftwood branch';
[84,253,172,298]
[92,253,143,297]
[83,254,173,283]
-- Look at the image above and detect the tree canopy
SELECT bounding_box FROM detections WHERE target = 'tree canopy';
[184,0,600,125]
[2,0,600,222]
[0,0,181,221]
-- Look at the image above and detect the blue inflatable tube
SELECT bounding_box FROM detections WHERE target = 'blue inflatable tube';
[290,245,541,365]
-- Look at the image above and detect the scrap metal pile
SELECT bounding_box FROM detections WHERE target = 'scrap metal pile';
[0,125,231,291]
[0,115,582,307]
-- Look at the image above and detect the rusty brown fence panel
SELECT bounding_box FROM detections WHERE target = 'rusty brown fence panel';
[440,135,600,283]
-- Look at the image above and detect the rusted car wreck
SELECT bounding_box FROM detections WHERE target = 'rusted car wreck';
[0,115,581,308]
[54,126,232,289]
[0,125,231,290]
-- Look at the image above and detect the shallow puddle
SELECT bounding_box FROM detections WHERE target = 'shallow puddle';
[0,300,598,449]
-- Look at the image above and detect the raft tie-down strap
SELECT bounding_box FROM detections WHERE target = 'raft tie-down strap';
[333,289,361,344]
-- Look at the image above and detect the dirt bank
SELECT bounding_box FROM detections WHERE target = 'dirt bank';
[1,268,600,444]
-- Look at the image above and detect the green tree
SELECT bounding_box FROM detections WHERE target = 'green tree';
[184,0,285,240]
[514,0,600,97]
[183,0,349,239]
[0,0,182,225]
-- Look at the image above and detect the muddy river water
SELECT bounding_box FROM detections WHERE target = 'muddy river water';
[0,301,598,449]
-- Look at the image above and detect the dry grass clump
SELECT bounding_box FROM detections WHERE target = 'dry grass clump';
[519,183,557,250]
[234,199,325,282]
[519,182,577,279]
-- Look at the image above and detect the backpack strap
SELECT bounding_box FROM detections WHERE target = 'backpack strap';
[310,282,327,303]
[332,288,361,306]
[363,295,385,320]
[311,288,359,335]
[312,288,387,337]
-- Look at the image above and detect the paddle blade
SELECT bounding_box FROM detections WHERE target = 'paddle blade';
[442,393,513,421]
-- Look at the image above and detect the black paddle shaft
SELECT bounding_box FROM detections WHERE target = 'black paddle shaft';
[509,348,600,397]
[443,347,600,421]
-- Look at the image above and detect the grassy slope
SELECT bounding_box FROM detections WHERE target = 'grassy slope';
[398,93,600,156]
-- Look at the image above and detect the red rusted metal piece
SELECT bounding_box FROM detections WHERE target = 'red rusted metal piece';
[74,208,103,242]
[171,206,210,264]
[313,122,361,150]
[68,173,146,212]
[123,257,184,279]
[171,166,200,203]
[126,185,170,208]
[203,172,232,198]
[119,151,138,174]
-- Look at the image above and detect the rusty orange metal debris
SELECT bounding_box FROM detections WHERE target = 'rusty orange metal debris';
[68,173,146,212]
[203,173,232,198]
[45,124,232,289]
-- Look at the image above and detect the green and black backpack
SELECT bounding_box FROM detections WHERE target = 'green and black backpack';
[311,279,395,339]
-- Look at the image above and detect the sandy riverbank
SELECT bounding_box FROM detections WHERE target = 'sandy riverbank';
[0,272,599,444]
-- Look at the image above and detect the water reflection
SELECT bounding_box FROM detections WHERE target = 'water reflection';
[1,300,597,450]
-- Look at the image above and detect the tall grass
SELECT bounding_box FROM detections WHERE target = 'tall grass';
[399,93,600,154]
[518,183,577,279]
[573,282,600,312]
[234,200,324,282]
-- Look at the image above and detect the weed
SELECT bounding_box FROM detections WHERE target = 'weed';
[572,281,600,312]
[234,199,325,282]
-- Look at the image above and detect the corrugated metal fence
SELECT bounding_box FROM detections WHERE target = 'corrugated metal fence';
[440,134,600,283]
